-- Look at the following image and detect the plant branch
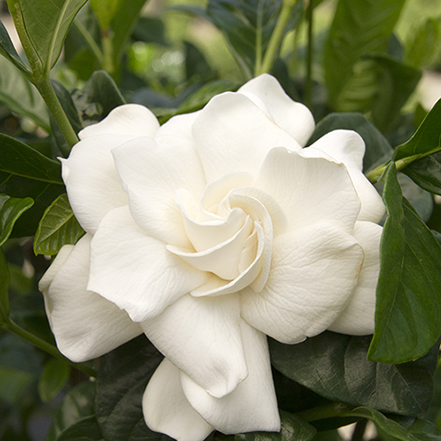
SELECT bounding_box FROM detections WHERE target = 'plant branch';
[258,0,298,75]
[304,0,314,109]
[297,402,355,422]
[3,318,96,378]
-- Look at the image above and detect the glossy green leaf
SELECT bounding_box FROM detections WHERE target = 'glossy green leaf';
[34,193,84,256]
[403,151,441,195]
[111,0,148,66]
[0,194,34,247]
[235,411,316,441]
[348,407,441,440]
[57,416,104,441]
[0,55,50,131]
[83,70,125,118]
[38,358,70,403]
[398,173,433,223]
[18,0,88,72]
[184,41,217,83]
[324,0,406,105]
[0,134,64,237]
[393,99,441,161]
[306,112,393,171]
[132,16,168,46]
[205,0,303,78]
[0,19,28,72]
[46,381,96,441]
[270,331,438,417]
[368,164,441,364]
[405,18,441,69]
[369,54,421,132]
[0,248,10,322]
[95,335,167,441]
[90,0,120,30]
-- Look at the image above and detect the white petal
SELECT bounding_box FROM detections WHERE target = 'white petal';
[143,359,214,441]
[302,131,385,223]
[255,148,361,234]
[112,136,206,247]
[238,74,315,146]
[88,206,208,322]
[328,221,382,335]
[79,104,159,139]
[61,135,129,234]
[41,235,142,362]
[181,320,280,435]
[240,222,364,343]
[156,111,200,142]
[141,294,247,398]
[193,92,302,183]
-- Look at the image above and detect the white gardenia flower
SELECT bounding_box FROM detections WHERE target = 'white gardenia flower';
[39,74,384,441]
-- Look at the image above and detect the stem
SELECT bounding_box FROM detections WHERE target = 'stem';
[258,0,298,75]
[3,318,96,378]
[254,1,264,76]
[102,29,115,76]
[304,0,314,109]
[297,402,354,422]
[351,419,368,441]
[33,77,79,147]
[72,20,104,66]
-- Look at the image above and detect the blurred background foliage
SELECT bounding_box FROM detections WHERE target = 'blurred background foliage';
[1,0,441,440]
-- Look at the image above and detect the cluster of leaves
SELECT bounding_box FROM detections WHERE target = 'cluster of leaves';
[1,0,441,440]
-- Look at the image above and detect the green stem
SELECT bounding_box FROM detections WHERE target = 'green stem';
[366,145,441,183]
[351,419,368,441]
[297,402,355,422]
[258,0,298,75]
[72,20,104,66]
[254,1,264,76]
[33,76,79,147]
[102,29,115,76]
[304,0,314,109]
[3,318,96,378]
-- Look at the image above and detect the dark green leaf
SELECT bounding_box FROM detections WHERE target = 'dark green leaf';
[38,358,70,402]
[184,41,217,83]
[235,411,316,441]
[18,0,88,72]
[205,0,303,78]
[306,112,393,171]
[324,0,406,105]
[0,55,50,131]
[57,416,104,441]
[111,0,148,67]
[270,331,438,417]
[368,164,441,363]
[0,248,9,322]
[0,134,64,237]
[83,70,125,118]
[95,335,168,441]
[0,194,34,247]
[46,381,96,441]
[0,19,28,72]
[405,18,441,69]
[393,99,441,161]
[368,54,421,132]
[34,193,84,256]
[132,16,168,46]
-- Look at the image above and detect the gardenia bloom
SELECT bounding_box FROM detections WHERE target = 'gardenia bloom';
[39,74,384,441]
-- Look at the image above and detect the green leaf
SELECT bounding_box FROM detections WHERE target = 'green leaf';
[83,70,125,118]
[403,151,441,195]
[0,55,50,131]
[18,0,88,72]
[90,0,120,30]
[270,331,438,417]
[347,407,441,440]
[132,16,168,46]
[368,54,421,132]
[38,358,70,402]
[393,99,441,161]
[46,381,96,441]
[405,17,441,69]
[205,0,303,78]
[0,248,10,322]
[95,335,167,441]
[184,41,217,83]
[0,134,64,237]
[368,164,441,364]
[110,0,148,67]
[0,194,34,247]
[235,411,316,441]
[324,0,406,105]
[57,416,104,441]
[0,19,28,72]
[34,193,84,256]
[306,112,393,171]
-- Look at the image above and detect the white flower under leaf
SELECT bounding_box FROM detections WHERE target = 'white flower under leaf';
[39,74,384,441]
